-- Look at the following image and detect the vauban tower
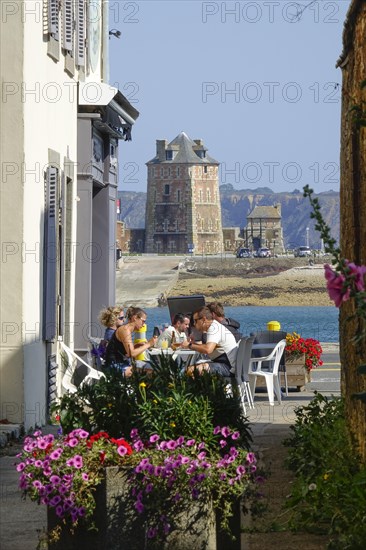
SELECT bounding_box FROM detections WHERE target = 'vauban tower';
[145,132,224,254]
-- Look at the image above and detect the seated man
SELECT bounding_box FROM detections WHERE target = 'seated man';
[207,301,242,342]
[156,313,191,348]
[181,306,238,377]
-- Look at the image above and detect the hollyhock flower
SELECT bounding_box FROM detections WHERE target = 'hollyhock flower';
[324,264,351,307]
[346,261,366,292]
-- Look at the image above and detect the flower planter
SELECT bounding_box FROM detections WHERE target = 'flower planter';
[254,354,310,392]
[285,354,311,391]
[48,466,241,550]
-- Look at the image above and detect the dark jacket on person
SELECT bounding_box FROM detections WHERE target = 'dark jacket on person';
[222,317,242,342]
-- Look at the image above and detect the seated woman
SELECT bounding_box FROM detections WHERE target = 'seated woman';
[105,307,157,376]
[99,305,125,340]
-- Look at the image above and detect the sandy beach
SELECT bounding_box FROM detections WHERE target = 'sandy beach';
[168,265,332,307]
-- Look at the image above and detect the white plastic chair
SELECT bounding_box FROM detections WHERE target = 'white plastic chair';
[234,336,255,414]
[248,340,286,406]
[60,342,106,394]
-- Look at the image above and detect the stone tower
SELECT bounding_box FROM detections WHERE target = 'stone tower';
[145,132,224,254]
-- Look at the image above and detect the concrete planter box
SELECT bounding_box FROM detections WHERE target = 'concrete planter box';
[48,466,241,550]
[285,354,310,391]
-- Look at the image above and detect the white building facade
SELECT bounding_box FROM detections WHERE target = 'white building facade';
[0,1,138,429]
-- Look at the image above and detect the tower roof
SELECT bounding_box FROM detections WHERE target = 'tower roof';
[147,131,219,165]
[247,206,281,219]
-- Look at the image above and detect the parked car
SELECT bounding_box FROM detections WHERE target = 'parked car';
[256,247,271,258]
[236,247,252,258]
[294,246,312,257]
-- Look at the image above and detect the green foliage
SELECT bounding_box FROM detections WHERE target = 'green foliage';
[283,392,366,548]
[52,354,252,451]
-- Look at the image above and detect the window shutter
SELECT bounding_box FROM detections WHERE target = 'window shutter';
[48,0,59,39]
[59,172,66,337]
[43,167,58,341]
[62,0,73,52]
[76,0,85,67]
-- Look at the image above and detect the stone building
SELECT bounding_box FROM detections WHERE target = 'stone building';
[116,221,145,253]
[145,132,224,254]
[243,204,285,253]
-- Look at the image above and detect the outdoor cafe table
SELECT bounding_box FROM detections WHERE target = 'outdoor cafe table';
[149,348,196,358]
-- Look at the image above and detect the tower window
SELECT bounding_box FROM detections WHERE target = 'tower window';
[164,184,170,195]
[177,189,181,202]
[204,166,208,174]
[166,150,173,160]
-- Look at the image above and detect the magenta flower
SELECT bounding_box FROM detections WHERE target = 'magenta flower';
[66,456,83,469]
[67,438,79,448]
[50,495,62,506]
[16,463,26,472]
[149,434,160,443]
[186,439,195,446]
[117,445,128,457]
[81,473,89,481]
[135,500,144,513]
[346,262,366,292]
[37,439,48,450]
[78,430,89,439]
[50,449,62,460]
[221,426,230,438]
[50,475,61,485]
[32,480,43,489]
[55,505,64,518]
[246,452,256,464]
[324,264,351,307]
[231,431,240,440]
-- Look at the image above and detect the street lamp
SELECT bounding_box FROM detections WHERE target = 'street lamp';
[306,227,310,248]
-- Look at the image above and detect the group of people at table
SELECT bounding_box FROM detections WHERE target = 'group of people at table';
[98,302,242,378]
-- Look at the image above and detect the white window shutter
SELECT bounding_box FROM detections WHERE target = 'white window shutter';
[62,0,73,52]
[43,166,58,341]
[76,0,85,67]
[48,0,59,39]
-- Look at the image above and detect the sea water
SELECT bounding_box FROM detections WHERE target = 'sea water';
[145,306,339,343]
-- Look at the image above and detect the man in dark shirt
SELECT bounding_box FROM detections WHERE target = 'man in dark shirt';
[207,302,242,342]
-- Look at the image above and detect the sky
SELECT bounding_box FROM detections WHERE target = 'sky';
[109,0,351,194]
